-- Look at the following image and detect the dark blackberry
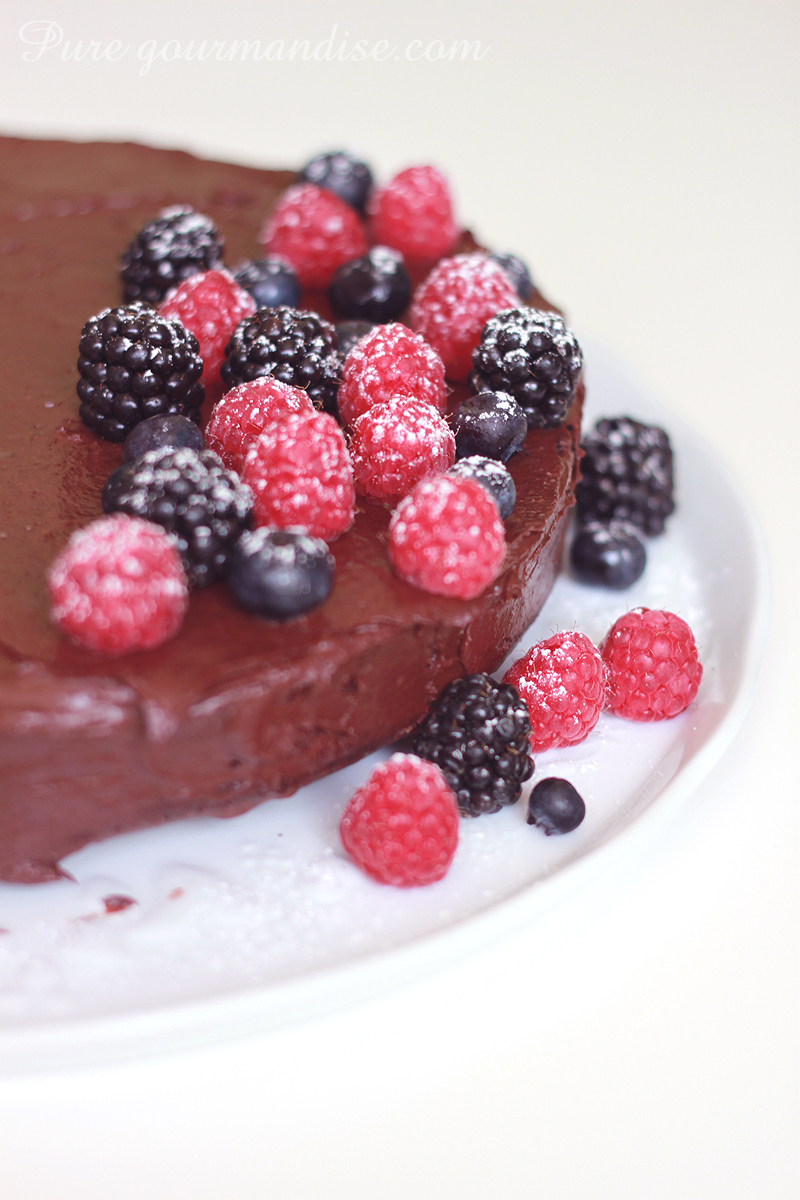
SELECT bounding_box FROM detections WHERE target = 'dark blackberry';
[299,151,373,213]
[102,447,252,587]
[471,308,583,429]
[122,413,205,463]
[77,303,204,443]
[570,519,646,589]
[448,457,516,521]
[221,306,343,415]
[119,206,223,305]
[452,390,527,463]
[233,258,300,309]
[411,673,534,816]
[228,528,334,619]
[575,417,675,535]
[490,252,535,301]
[329,246,411,324]
[527,778,585,835]
[335,319,376,359]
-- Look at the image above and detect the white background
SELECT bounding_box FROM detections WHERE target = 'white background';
[0,2,798,1197]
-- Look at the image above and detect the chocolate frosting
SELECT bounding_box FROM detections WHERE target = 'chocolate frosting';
[0,137,582,883]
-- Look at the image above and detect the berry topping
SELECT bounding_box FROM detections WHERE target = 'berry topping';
[159,269,255,386]
[472,308,583,428]
[602,608,702,721]
[448,456,516,520]
[411,673,534,816]
[337,322,446,427]
[233,258,301,309]
[388,475,506,599]
[228,527,334,619]
[299,150,374,213]
[576,417,675,536]
[221,306,343,415]
[368,165,459,261]
[329,246,411,324]
[490,252,535,301]
[410,253,519,381]
[570,520,647,589]
[503,631,607,753]
[260,183,368,289]
[205,377,314,474]
[335,319,376,359]
[452,390,527,463]
[47,515,188,654]
[119,206,223,305]
[527,778,586,835]
[242,409,355,541]
[349,395,455,504]
[102,447,253,587]
[122,413,205,464]
[340,753,459,887]
[77,303,204,443]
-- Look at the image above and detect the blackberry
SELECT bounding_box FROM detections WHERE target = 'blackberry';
[576,417,675,535]
[335,319,375,359]
[119,206,223,305]
[221,306,343,415]
[299,150,373,213]
[471,308,583,429]
[329,246,411,324]
[411,673,534,816]
[448,456,516,521]
[570,519,646,589]
[490,252,535,301]
[233,258,300,309]
[122,413,205,463]
[228,528,334,619]
[77,303,204,443]
[102,447,252,587]
[527,778,585,835]
[452,390,527,463]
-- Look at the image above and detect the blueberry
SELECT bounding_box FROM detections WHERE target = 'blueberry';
[570,520,647,589]
[329,247,411,324]
[121,413,205,464]
[527,778,585,834]
[452,391,528,463]
[228,527,334,619]
[490,252,535,301]
[233,258,301,309]
[299,151,373,212]
[448,456,516,520]
[335,319,375,359]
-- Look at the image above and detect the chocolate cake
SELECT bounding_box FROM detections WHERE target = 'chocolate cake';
[0,137,582,884]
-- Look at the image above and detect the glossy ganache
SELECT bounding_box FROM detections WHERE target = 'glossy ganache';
[0,138,582,883]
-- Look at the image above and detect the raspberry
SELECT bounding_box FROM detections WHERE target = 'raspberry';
[503,631,607,753]
[47,515,188,655]
[221,307,342,416]
[242,409,355,541]
[260,183,368,289]
[410,254,519,381]
[350,395,455,504]
[119,206,223,305]
[160,269,255,386]
[206,377,314,474]
[337,322,447,427]
[602,608,702,721]
[368,166,459,261]
[388,475,506,600]
[340,753,459,886]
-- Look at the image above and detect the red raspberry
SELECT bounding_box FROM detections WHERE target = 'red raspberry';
[368,165,459,261]
[242,409,355,541]
[205,377,314,474]
[503,631,607,753]
[602,608,703,720]
[388,475,506,599]
[337,322,447,427]
[47,515,188,655]
[350,395,455,504]
[160,269,255,386]
[260,183,368,289]
[410,253,519,381]
[340,753,459,887]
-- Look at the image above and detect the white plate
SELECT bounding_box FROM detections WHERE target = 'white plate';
[0,340,769,1074]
